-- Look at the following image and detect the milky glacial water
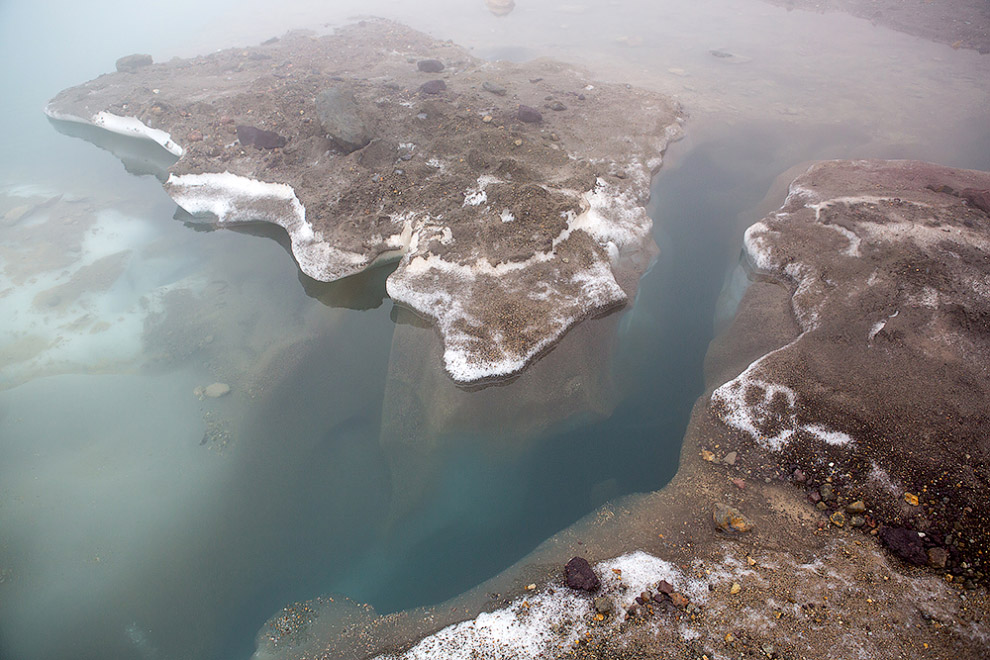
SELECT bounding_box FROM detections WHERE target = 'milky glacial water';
[1,1,988,659]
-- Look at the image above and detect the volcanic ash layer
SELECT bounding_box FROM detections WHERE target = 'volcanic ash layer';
[45,19,682,384]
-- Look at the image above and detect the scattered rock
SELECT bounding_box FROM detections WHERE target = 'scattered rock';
[564,556,600,592]
[850,515,866,528]
[187,130,204,142]
[549,101,567,111]
[670,592,690,608]
[236,125,287,149]
[723,451,737,466]
[314,87,372,153]
[416,59,444,73]
[731,478,746,489]
[701,449,716,462]
[904,492,920,506]
[846,500,866,514]
[418,79,446,95]
[928,547,949,569]
[819,484,836,502]
[713,503,754,534]
[792,469,807,483]
[829,511,847,527]
[115,53,153,73]
[879,526,927,566]
[593,596,613,614]
[517,105,542,123]
[482,115,493,123]
[657,580,673,595]
[809,490,821,504]
[482,81,507,96]
[730,582,741,595]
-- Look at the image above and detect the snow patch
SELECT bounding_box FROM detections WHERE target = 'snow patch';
[44,106,184,157]
[166,171,390,281]
[711,340,854,451]
[376,551,699,660]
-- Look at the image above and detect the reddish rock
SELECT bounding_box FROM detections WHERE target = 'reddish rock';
[564,556,600,592]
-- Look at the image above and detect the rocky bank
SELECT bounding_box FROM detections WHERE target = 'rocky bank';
[248,160,989,660]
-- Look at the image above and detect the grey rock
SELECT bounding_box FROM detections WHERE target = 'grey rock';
[593,596,613,614]
[116,54,153,72]
[315,87,372,153]
[482,81,507,96]
[417,59,444,73]
[517,105,542,123]
[723,451,737,466]
[419,79,446,95]
[819,483,836,502]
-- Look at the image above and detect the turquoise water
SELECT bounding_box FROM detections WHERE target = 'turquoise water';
[2,2,988,659]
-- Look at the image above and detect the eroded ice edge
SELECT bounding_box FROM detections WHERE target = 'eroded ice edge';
[44,106,184,157]
[164,165,662,383]
[375,551,706,660]
[710,166,859,451]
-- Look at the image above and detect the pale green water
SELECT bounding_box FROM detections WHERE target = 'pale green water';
[0,2,987,659]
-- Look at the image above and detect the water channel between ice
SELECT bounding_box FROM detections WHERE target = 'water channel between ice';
[0,1,987,659]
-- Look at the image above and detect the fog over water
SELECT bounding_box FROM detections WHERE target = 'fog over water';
[0,1,987,659]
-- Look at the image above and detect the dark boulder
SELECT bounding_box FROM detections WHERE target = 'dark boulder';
[314,87,372,153]
[236,125,287,149]
[115,54,153,73]
[564,556,600,592]
[419,79,446,95]
[417,59,444,73]
[879,526,927,566]
[517,105,542,123]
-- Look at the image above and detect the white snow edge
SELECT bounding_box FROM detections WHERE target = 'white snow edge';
[44,106,185,157]
[376,551,706,660]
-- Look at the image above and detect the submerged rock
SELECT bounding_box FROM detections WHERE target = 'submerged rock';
[485,0,516,17]
[45,19,681,385]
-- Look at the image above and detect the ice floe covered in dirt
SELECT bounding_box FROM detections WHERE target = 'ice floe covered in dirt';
[45,19,682,384]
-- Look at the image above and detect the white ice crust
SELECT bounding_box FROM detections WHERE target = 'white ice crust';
[385,178,641,383]
[44,106,184,157]
[376,551,705,660]
[166,171,401,282]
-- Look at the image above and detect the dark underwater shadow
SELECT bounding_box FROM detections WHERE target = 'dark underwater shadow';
[47,116,179,181]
